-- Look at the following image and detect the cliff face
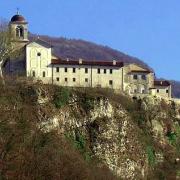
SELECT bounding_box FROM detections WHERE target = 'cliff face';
[1,79,180,179]
[36,82,180,179]
[51,97,147,179]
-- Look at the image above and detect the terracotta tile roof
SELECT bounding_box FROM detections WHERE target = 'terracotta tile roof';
[154,80,171,86]
[130,70,152,73]
[51,59,124,67]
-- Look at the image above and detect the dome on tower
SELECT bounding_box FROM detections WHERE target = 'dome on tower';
[11,14,26,22]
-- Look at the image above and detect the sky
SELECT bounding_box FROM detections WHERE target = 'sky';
[1,0,180,81]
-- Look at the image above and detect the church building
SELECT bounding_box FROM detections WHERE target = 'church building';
[4,13,172,99]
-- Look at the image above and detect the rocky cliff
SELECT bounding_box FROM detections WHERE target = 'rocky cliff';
[0,79,180,179]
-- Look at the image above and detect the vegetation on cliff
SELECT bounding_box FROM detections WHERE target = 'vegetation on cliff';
[0,77,180,179]
[0,78,117,180]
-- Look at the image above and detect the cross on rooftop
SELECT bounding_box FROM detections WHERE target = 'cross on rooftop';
[16,8,20,15]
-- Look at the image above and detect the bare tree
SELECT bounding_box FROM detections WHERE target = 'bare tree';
[0,19,12,84]
[0,19,20,85]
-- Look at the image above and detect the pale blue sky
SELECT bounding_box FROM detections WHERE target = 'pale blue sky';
[1,0,180,80]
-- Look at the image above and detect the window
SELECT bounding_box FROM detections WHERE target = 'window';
[104,69,107,74]
[110,69,113,74]
[64,67,68,72]
[37,52,41,57]
[157,89,159,93]
[142,89,145,94]
[73,68,76,73]
[134,89,137,93]
[56,67,59,72]
[73,78,76,82]
[85,68,88,74]
[56,77,59,81]
[65,78,68,82]
[133,74,138,80]
[97,68,100,74]
[166,90,169,93]
[142,75,146,80]
[85,78,88,82]
[43,71,46,77]
[32,71,35,77]
[109,80,113,85]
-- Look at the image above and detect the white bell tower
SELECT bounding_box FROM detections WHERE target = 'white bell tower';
[9,10,29,48]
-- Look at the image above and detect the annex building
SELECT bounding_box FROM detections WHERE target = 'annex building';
[4,13,172,98]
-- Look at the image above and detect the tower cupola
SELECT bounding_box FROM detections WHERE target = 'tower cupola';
[9,10,29,46]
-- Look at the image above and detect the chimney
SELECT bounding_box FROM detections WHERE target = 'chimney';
[79,58,83,64]
[113,60,117,66]
[160,81,163,85]
[66,58,69,62]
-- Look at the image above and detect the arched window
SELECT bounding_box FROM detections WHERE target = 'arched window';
[43,71,46,77]
[16,26,24,38]
[139,85,146,94]
[132,85,138,94]
[32,71,35,77]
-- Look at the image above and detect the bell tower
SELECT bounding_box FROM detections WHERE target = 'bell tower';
[9,10,29,48]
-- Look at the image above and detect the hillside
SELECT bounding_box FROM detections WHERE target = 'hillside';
[0,78,180,179]
[171,81,180,98]
[30,34,151,68]
[30,34,180,98]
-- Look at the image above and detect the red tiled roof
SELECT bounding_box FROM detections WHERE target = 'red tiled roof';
[130,70,152,73]
[51,59,124,67]
[154,80,170,86]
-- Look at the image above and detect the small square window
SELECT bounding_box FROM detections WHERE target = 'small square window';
[85,78,88,82]
[73,78,76,82]
[73,68,76,73]
[142,89,145,94]
[166,90,169,93]
[37,52,41,57]
[110,69,113,74]
[109,80,113,85]
[85,68,88,74]
[97,68,100,74]
[104,69,106,74]
[65,78,68,82]
[65,67,68,72]
[133,74,138,80]
[43,71,45,77]
[56,77,59,81]
[56,67,59,72]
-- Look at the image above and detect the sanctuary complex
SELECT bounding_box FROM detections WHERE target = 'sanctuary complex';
[4,13,172,98]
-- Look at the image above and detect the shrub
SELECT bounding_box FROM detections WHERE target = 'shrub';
[65,131,92,162]
[147,146,156,167]
[74,89,95,112]
[80,95,94,112]
[166,131,177,145]
[53,87,71,108]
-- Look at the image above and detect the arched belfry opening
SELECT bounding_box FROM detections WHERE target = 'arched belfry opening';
[9,11,29,44]
[16,26,24,39]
